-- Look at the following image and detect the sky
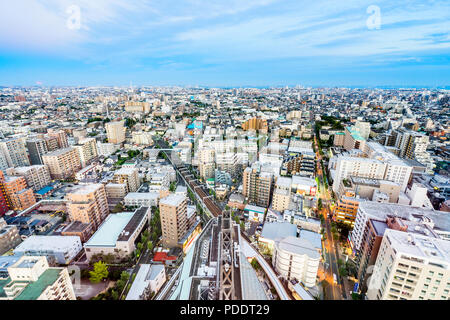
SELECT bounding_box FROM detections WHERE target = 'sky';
[0,0,449,87]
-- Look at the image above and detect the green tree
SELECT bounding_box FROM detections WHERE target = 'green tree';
[89,261,109,283]
[147,240,153,252]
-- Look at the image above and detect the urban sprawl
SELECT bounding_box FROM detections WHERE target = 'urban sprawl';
[0,86,449,301]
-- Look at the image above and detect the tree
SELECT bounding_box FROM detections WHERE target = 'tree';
[89,261,109,283]
[147,240,153,252]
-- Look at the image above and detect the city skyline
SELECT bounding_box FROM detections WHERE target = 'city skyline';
[1,0,449,87]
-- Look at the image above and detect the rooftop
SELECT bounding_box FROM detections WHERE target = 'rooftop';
[14,268,62,300]
[276,236,321,259]
[160,193,186,207]
[85,212,134,247]
[14,235,81,252]
[260,222,297,241]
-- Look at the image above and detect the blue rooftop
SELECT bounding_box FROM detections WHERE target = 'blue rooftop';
[36,185,54,195]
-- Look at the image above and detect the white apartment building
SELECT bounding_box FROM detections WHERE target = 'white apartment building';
[113,167,140,193]
[97,142,118,157]
[272,236,320,288]
[272,177,292,212]
[350,202,450,253]
[13,235,82,265]
[74,137,98,168]
[0,138,30,168]
[124,192,159,207]
[1,256,76,300]
[367,229,450,300]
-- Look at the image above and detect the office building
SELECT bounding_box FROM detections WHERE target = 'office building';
[84,207,150,262]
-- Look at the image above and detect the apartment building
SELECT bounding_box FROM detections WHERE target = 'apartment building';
[350,202,450,254]
[160,194,188,248]
[14,236,82,265]
[367,229,450,300]
[6,165,51,192]
[42,147,81,180]
[343,126,367,151]
[26,138,48,165]
[272,236,320,288]
[74,137,98,168]
[0,138,30,168]
[243,163,274,208]
[0,218,21,255]
[0,256,76,300]
[97,141,118,157]
[0,171,36,211]
[113,167,140,193]
[334,191,366,226]
[105,120,126,144]
[66,183,109,230]
[47,129,69,149]
[272,177,292,212]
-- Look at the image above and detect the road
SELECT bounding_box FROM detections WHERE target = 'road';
[314,135,344,300]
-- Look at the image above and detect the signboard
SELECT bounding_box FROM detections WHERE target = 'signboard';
[353,282,359,292]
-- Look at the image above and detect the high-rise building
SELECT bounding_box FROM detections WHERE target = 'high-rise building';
[0,138,30,168]
[66,183,109,230]
[26,138,48,165]
[74,137,98,168]
[333,191,366,226]
[42,147,81,180]
[243,163,273,208]
[47,129,69,149]
[113,167,140,193]
[160,194,188,248]
[0,171,36,211]
[272,177,292,212]
[366,229,450,300]
[6,165,51,192]
[105,120,126,144]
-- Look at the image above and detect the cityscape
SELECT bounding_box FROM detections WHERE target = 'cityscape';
[0,0,449,305]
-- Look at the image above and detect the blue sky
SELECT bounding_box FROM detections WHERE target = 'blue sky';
[0,0,449,87]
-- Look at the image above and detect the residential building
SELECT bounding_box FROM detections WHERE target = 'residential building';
[105,120,126,144]
[14,236,82,265]
[113,167,140,193]
[272,236,320,288]
[160,194,188,248]
[0,256,76,300]
[367,229,450,300]
[66,183,109,230]
[0,218,21,255]
[42,147,81,180]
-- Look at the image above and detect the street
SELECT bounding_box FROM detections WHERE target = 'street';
[314,135,344,300]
